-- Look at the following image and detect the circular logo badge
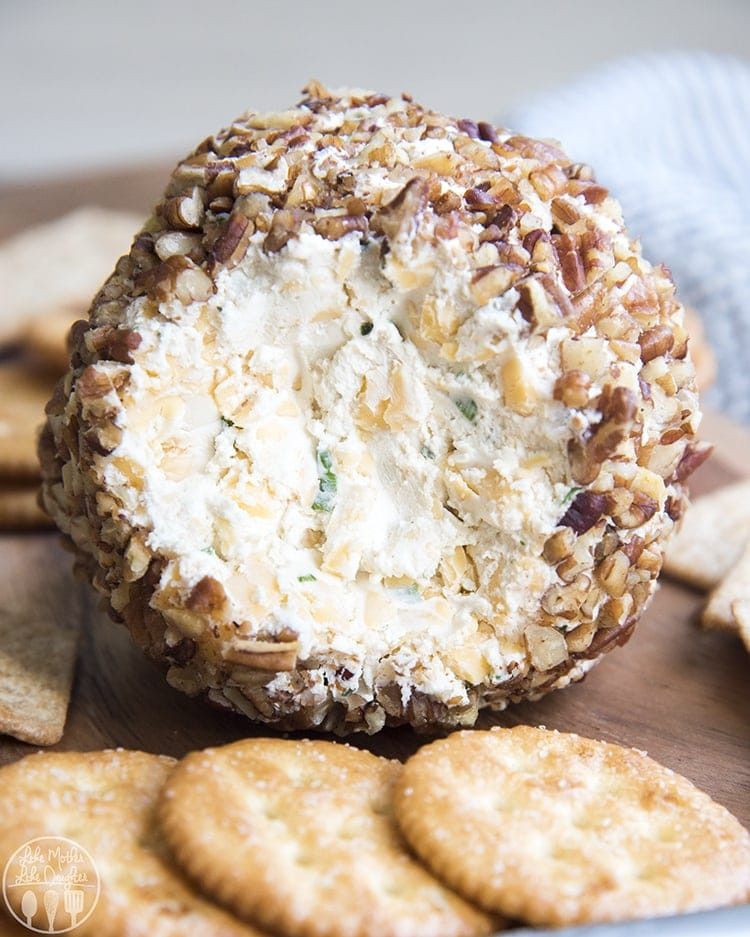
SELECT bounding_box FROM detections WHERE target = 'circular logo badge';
[2,837,100,933]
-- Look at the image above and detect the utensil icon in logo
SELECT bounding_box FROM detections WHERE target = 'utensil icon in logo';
[43,889,59,932]
[63,888,84,929]
[3,836,100,933]
[21,890,37,928]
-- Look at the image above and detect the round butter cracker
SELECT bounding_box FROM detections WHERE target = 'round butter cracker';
[394,726,750,927]
[159,737,498,937]
[0,750,266,937]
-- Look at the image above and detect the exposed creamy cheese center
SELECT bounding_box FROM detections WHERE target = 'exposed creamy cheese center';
[109,225,574,702]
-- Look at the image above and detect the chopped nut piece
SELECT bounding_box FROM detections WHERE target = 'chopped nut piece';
[313,214,368,241]
[517,275,569,330]
[471,264,518,305]
[671,441,713,482]
[477,121,498,143]
[598,593,634,628]
[554,370,591,409]
[263,208,307,253]
[551,198,579,227]
[211,214,253,267]
[596,550,630,597]
[543,527,576,563]
[372,177,430,242]
[162,188,205,230]
[456,118,480,138]
[639,325,675,363]
[222,639,299,671]
[92,327,142,364]
[525,624,568,669]
[186,576,227,613]
[541,574,591,619]
[464,187,499,212]
[614,491,658,529]
[555,234,586,293]
[559,490,607,534]
[433,190,462,214]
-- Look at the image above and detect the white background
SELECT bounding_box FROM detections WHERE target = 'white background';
[1,0,749,181]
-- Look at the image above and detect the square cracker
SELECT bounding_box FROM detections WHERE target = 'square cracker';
[0,540,81,744]
[0,207,142,345]
[732,600,750,655]
[0,364,57,481]
[663,479,750,591]
[703,539,750,633]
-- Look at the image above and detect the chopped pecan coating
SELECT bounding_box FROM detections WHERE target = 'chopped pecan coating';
[559,491,608,534]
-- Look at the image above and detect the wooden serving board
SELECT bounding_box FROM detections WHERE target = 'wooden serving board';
[0,167,748,833]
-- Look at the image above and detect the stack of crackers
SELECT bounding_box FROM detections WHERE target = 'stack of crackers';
[0,208,141,529]
[664,478,750,655]
[0,730,748,935]
[0,209,141,749]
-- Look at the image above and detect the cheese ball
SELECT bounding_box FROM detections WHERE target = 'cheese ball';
[40,83,708,733]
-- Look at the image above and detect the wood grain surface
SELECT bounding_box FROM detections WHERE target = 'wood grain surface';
[0,168,747,835]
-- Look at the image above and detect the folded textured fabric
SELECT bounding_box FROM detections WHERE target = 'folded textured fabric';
[507,52,750,425]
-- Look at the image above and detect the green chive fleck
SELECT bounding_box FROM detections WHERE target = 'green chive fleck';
[221,416,235,427]
[312,448,337,512]
[454,397,478,422]
[396,582,420,601]
[562,485,583,505]
[420,445,435,460]
[298,574,317,582]
[360,321,374,336]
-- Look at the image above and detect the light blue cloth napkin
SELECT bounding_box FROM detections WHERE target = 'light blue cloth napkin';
[506,52,750,425]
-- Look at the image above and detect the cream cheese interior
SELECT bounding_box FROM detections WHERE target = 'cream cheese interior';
[106,218,586,707]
